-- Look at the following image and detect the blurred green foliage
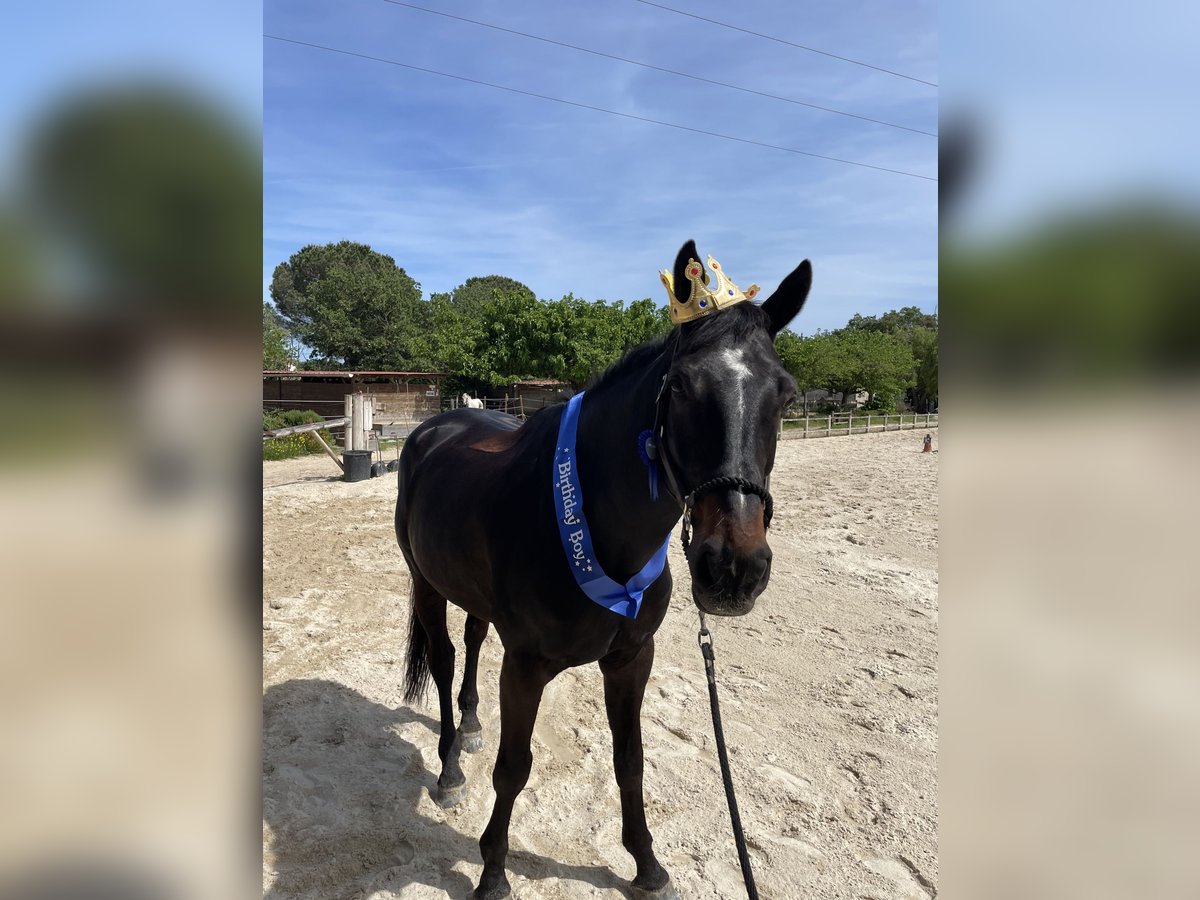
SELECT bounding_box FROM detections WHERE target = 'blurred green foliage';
[943,203,1200,381]
[22,86,259,313]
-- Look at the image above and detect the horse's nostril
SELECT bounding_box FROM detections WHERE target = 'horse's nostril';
[704,545,727,583]
[694,539,774,600]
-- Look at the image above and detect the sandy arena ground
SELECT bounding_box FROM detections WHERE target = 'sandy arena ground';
[263,429,938,899]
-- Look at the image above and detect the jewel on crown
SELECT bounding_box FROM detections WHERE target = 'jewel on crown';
[659,255,760,323]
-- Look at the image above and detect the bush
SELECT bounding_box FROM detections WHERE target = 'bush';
[862,394,901,412]
[263,408,334,460]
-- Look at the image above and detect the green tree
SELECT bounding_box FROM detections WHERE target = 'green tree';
[909,326,939,411]
[846,306,938,334]
[777,329,916,411]
[621,297,673,349]
[270,241,430,369]
[262,302,293,370]
[831,330,916,410]
[26,86,259,313]
[446,275,535,318]
[432,291,672,389]
[844,306,938,409]
[460,289,554,386]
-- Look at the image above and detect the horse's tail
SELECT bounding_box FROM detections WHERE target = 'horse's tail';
[403,598,430,704]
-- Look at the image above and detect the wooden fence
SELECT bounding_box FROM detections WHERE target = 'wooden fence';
[780,412,938,439]
[448,395,560,418]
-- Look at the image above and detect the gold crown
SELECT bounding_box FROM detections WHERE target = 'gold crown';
[659,255,760,323]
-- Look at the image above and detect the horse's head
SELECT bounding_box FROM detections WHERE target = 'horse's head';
[462,392,470,404]
[659,240,811,616]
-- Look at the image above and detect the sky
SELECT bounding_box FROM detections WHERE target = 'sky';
[0,0,261,172]
[264,0,938,336]
[940,0,1200,242]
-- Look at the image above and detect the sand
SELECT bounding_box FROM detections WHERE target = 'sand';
[263,429,938,899]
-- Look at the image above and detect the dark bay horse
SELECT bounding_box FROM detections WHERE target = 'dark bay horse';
[395,240,811,899]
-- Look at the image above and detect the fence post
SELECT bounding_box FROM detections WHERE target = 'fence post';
[827,414,832,436]
[804,416,809,438]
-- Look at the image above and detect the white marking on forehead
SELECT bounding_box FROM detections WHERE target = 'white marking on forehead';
[718,349,752,518]
[719,348,753,379]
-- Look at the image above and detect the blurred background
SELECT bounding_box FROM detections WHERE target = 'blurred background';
[0,2,260,898]
[3,0,1199,898]
[941,1,1200,898]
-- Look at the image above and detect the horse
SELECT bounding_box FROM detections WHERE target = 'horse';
[462,392,485,410]
[395,240,812,899]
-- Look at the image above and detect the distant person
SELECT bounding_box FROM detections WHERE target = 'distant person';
[922,433,933,453]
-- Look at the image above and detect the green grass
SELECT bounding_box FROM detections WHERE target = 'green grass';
[263,408,335,460]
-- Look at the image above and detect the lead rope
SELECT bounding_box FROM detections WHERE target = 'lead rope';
[697,608,759,900]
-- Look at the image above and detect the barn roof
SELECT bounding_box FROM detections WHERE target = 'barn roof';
[263,370,447,378]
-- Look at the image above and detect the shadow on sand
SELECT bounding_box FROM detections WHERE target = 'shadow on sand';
[263,678,628,899]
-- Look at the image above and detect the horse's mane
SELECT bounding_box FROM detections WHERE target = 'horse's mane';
[587,334,671,394]
[590,301,771,393]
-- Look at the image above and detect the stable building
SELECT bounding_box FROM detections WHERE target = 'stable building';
[263,370,447,421]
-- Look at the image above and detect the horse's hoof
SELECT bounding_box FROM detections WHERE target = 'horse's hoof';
[631,879,680,900]
[472,877,511,899]
[460,728,484,753]
[434,780,467,808]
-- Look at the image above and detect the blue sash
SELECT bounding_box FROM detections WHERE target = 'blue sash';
[553,391,670,618]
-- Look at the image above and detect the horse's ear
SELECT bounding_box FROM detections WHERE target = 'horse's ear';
[671,239,702,305]
[760,259,812,336]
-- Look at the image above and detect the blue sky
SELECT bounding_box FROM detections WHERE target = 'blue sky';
[0,0,260,174]
[265,0,937,335]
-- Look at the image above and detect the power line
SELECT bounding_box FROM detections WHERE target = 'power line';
[264,34,936,183]
[632,0,938,89]
[380,0,935,138]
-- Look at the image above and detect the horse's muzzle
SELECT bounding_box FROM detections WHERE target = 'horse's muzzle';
[687,536,772,616]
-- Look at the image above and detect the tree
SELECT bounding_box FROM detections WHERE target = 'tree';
[776,330,838,411]
[621,297,673,349]
[844,306,938,410]
[426,290,672,390]
[909,326,939,411]
[262,302,294,370]
[830,330,916,410]
[776,329,916,411]
[270,241,430,369]
[26,86,259,313]
[846,306,938,334]
[455,289,554,386]
[446,275,535,318]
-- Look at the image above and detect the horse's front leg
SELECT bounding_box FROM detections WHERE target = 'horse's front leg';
[475,651,552,900]
[600,638,679,899]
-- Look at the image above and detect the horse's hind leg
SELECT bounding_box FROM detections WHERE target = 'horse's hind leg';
[457,614,489,753]
[600,638,678,899]
[409,574,469,807]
